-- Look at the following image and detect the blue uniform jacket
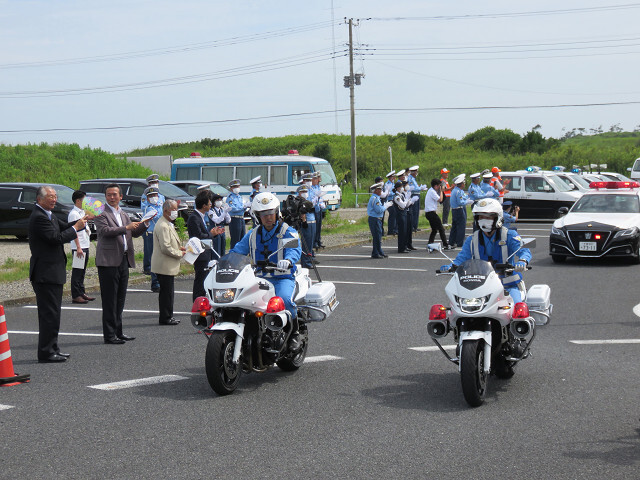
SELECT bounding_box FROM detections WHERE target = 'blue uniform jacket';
[450,186,472,209]
[367,193,385,218]
[503,212,517,229]
[141,193,165,233]
[453,229,532,286]
[408,174,420,196]
[227,192,245,216]
[305,188,317,222]
[480,182,500,198]
[230,221,301,280]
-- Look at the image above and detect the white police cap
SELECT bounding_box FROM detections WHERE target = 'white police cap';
[250,176,262,184]
[370,182,384,191]
[453,174,466,184]
[396,169,406,176]
[386,170,396,178]
[146,174,159,183]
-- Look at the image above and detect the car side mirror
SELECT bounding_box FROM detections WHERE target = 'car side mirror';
[558,207,569,216]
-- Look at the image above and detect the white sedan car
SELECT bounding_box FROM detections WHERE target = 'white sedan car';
[549,181,640,263]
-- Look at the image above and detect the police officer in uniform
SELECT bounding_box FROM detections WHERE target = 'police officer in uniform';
[227,179,248,248]
[142,185,163,292]
[311,172,326,249]
[407,166,426,233]
[367,182,392,258]
[384,171,397,235]
[448,174,474,248]
[208,192,231,257]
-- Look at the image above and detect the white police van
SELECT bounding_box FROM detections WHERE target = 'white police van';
[500,167,582,219]
[170,151,342,210]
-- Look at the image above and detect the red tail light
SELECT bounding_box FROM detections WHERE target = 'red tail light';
[429,304,448,320]
[192,296,211,313]
[267,296,286,313]
[512,302,530,318]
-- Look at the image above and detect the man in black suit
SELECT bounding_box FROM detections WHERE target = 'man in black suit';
[29,186,86,363]
[95,184,149,344]
[187,190,224,301]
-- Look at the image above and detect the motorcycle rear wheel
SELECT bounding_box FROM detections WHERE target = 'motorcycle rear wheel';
[460,340,487,407]
[206,331,242,395]
[276,336,308,371]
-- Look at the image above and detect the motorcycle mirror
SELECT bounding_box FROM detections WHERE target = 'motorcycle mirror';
[427,243,442,253]
[282,238,299,249]
[521,237,536,249]
[201,239,212,250]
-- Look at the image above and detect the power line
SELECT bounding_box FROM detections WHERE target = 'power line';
[0,21,339,70]
[2,101,639,134]
[367,3,640,21]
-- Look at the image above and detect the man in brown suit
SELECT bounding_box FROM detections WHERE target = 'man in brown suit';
[95,184,152,344]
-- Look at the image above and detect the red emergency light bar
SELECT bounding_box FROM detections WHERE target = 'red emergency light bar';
[589,181,639,189]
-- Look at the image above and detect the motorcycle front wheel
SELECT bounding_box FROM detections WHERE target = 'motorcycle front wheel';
[206,331,242,395]
[460,340,487,407]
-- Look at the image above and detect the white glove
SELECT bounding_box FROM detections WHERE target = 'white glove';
[383,201,393,209]
[317,191,327,198]
[515,261,527,273]
[486,191,494,197]
[242,200,251,208]
[207,259,218,269]
[276,260,291,272]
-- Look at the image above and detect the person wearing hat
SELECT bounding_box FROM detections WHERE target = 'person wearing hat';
[468,173,485,203]
[296,184,316,268]
[392,180,410,252]
[142,185,164,292]
[226,179,247,249]
[424,178,453,250]
[481,172,500,200]
[311,172,326,249]
[440,168,452,226]
[407,166,427,233]
[384,171,398,235]
[367,182,392,258]
[249,176,262,202]
[207,191,231,256]
[502,201,519,230]
[396,169,406,182]
[401,179,418,251]
[490,167,508,204]
[448,174,474,248]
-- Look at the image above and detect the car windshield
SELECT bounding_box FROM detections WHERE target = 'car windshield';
[571,194,640,213]
[158,180,193,197]
[52,185,75,205]
[546,175,573,192]
[313,163,338,184]
[568,174,591,189]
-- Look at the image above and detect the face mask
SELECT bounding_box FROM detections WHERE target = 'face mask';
[148,197,158,205]
[304,181,312,186]
[214,200,223,208]
[478,219,494,233]
[232,188,240,194]
[169,211,178,221]
[300,193,308,199]
[398,187,403,193]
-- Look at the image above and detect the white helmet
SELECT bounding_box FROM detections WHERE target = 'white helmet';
[472,198,503,231]
[251,192,280,219]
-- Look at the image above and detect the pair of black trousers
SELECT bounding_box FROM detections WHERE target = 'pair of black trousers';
[425,210,449,246]
[98,255,130,341]
[32,282,63,360]
[395,207,407,252]
[70,248,89,298]
[157,274,175,323]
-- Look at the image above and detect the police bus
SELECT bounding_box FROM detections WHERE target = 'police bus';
[170,151,342,210]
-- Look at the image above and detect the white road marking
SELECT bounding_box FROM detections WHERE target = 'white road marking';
[410,345,456,352]
[632,303,640,317]
[569,339,640,345]
[321,280,375,285]
[22,306,192,315]
[88,375,189,391]
[304,355,343,363]
[317,265,427,272]
[321,253,446,260]
[0,404,15,411]
[9,330,102,337]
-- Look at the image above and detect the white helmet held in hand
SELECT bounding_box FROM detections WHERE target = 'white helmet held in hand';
[472,198,503,233]
[251,192,280,220]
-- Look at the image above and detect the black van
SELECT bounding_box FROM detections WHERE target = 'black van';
[0,183,76,239]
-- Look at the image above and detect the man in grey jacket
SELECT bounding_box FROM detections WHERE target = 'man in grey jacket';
[95,184,151,344]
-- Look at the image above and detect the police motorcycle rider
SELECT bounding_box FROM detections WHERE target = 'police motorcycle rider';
[227,192,304,347]
[439,198,531,303]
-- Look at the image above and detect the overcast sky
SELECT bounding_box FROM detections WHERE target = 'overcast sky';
[1,1,639,153]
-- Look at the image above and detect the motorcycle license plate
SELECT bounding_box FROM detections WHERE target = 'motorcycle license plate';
[579,241,597,251]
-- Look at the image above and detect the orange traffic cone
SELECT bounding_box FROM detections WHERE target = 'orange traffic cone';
[0,305,30,386]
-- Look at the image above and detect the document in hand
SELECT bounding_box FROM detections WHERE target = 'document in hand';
[72,252,86,269]
[183,237,205,264]
[140,210,157,222]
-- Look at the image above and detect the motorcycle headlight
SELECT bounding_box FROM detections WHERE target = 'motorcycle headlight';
[551,226,565,237]
[614,227,638,238]
[455,295,491,313]
[213,288,237,303]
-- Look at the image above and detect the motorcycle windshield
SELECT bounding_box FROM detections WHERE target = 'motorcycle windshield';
[215,252,251,283]
[456,259,493,290]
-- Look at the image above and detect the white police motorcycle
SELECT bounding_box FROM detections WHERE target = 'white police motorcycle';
[191,238,338,396]
[428,240,551,407]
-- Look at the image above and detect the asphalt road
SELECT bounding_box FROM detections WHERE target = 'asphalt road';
[1,223,639,479]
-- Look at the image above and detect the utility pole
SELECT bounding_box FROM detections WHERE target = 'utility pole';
[344,18,363,192]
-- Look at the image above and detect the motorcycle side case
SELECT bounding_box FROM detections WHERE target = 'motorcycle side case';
[526,284,552,326]
[303,282,338,321]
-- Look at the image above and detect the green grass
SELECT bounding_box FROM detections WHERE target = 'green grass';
[0,258,31,283]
